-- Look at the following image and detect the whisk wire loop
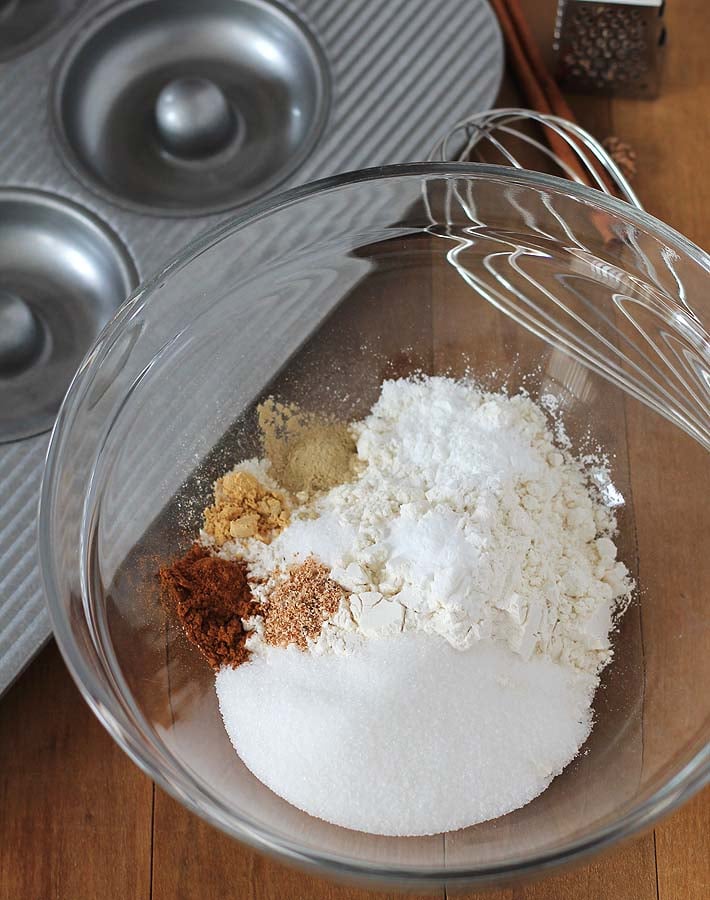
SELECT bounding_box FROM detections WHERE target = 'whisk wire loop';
[429,108,642,209]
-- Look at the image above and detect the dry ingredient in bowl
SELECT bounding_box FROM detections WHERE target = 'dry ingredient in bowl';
[203,469,289,546]
[218,633,597,835]
[257,398,356,495]
[159,545,258,670]
[162,376,634,836]
[262,557,346,650]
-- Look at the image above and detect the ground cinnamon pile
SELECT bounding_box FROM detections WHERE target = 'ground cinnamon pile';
[263,557,345,650]
[159,544,259,669]
[203,470,289,546]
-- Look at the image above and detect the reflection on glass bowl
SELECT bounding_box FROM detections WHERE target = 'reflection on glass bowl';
[40,165,709,890]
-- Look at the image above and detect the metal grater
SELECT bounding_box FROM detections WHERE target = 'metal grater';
[555,0,666,98]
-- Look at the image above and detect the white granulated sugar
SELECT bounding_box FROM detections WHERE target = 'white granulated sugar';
[214,375,633,834]
[256,509,357,572]
[216,633,597,836]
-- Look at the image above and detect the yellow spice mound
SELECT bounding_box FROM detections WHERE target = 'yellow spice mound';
[257,398,356,495]
[203,471,289,546]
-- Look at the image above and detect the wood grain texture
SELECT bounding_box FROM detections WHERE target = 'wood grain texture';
[606,3,710,899]
[1,1,709,899]
[609,0,710,243]
[451,832,657,900]
[0,643,153,900]
[152,789,442,900]
[655,790,710,900]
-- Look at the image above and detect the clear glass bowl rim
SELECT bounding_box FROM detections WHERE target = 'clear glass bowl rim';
[39,162,710,887]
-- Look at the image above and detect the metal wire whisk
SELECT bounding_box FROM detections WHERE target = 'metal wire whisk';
[428,107,642,211]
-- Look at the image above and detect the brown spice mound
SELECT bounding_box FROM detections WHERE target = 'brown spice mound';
[602,136,637,180]
[263,557,345,650]
[257,398,356,495]
[159,544,259,670]
[203,470,289,547]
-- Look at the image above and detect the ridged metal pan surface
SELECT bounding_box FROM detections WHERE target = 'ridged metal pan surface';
[0,0,503,695]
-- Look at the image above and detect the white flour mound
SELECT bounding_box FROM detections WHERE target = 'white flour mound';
[233,376,632,675]
[216,633,597,836]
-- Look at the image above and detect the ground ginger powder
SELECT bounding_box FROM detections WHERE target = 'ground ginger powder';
[203,470,289,546]
[257,398,356,495]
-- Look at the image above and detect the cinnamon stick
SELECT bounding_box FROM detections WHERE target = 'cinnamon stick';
[489,0,618,196]
[487,0,554,116]
[504,0,619,195]
[502,0,577,122]
[487,0,589,184]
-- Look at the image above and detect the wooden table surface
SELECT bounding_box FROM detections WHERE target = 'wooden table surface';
[1,1,708,898]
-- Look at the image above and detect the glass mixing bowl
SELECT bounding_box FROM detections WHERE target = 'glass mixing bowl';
[40,164,709,890]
